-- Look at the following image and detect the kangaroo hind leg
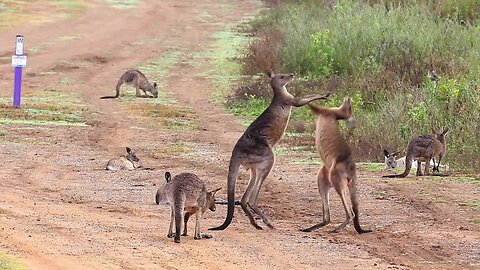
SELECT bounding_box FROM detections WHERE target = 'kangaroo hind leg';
[300,166,331,232]
[248,153,275,229]
[331,164,354,233]
[240,167,263,230]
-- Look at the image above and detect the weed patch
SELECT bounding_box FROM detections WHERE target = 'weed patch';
[0,252,25,270]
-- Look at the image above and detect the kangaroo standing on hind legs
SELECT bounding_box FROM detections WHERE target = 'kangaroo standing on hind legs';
[210,72,330,231]
[300,97,371,234]
[100,69,158,99]
[383,128,449,178]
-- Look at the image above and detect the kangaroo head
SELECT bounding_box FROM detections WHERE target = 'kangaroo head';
[435,128,449,145]
[126,147,140,162]
[384,149,400,169]
[205,187,221,212]
[155,172,172,205]
[268,71,294,93]
[149,82,158,98]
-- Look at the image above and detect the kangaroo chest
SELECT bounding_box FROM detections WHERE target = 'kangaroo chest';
[267,105,292,146]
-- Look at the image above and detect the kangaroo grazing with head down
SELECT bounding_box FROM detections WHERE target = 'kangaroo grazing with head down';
[100,69,158,99]
[383,128,449,178]
[300,97,371,234]
[106,147,140,171]
[210,72,330,231]
[156,172,221,243]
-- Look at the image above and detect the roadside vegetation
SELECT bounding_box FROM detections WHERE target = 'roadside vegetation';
[227,0,480,173]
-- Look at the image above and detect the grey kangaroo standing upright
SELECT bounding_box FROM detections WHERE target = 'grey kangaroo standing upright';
[210,72,330,231]
[156,172,221,243]
[101,69,158,99]
[299,97,371,234]
[384,128,449,178]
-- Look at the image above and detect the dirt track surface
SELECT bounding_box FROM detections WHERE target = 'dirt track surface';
[0,1,479,269]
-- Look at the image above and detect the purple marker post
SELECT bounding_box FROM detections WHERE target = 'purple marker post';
[12,35,27,108]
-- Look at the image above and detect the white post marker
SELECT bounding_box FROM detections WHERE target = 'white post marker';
[12,35,27,108]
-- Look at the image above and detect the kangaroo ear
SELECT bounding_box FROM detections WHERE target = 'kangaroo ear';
[383,150,389,157]
[266,71,274,78]
[165,172,171,183]
[393,151,401,157]
[442,128,449,135]
[126,147,132,154]
[210,187,221,195]
[153,82,157,88]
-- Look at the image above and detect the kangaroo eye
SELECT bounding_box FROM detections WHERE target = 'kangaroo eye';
[281,76,284,79]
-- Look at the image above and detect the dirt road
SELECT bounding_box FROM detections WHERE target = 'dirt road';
[0,1,478,269]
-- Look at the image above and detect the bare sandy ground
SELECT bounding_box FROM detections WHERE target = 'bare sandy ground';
[0,1,478,269]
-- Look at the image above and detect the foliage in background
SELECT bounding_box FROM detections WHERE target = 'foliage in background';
[230,0,480,173]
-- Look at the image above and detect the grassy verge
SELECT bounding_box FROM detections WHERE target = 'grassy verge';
[0,252,25,270]
[0,1,87,32]
[0,87,88,127]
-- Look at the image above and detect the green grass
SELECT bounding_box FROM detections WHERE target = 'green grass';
[0,252,25,270]
[0,87,88,127]
[369,190,387,197]
[357,162,385,173]
[472,217,480,224]
[0,0,86,32]
[104,0,140,9]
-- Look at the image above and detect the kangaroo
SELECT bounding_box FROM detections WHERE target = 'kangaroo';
[106,147,140,171]
[156,172,221,243]
[384,150,438,170]
[383,149,401,170]
[300,97,371,234]
[383,128,449,178]
[210,72,330,231]
[100,69,158,99]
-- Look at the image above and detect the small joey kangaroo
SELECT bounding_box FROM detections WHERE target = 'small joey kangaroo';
[299,97,371,234]
[156,172,221,243]
[101,69,158,99]
[384,150,437,170]
[384,128,449,178]
[210,72,330,231]
[106,147,140,171]
[383,150,401,170]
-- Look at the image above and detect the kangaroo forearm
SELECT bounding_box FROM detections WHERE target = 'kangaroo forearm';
[292,94,329,107]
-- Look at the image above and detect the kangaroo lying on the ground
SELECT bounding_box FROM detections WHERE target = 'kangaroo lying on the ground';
[383,129,449,178]
[106,147,140,171]
[383,150,446,170]
[300,97,371,234]
[100,69,158,99]
[210,72,330,231]
[156,172,221,243]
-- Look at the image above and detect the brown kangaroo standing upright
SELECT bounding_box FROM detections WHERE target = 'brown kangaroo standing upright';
[300,97,371,234]
[156,172,221,243]
[210,72,330,231]
[383,128,449,178]
[101,69,158,99]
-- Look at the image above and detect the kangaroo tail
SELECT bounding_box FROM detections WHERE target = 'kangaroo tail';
[155,188,161,205]
[383,154,412,178]
[209,156,241,230]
